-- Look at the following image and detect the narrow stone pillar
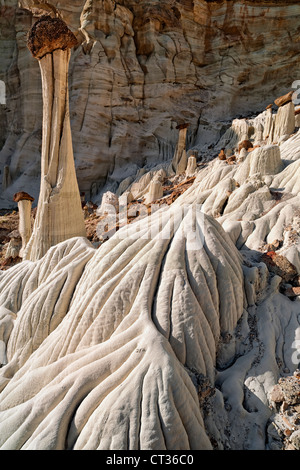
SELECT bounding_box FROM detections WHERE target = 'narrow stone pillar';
[171,123,189,175]
[144,180,163,204]
[2,166,11,191]
[185,155,197,177]
[13,191,34,258]
[263,107,273,141]
[23,16,86,261]
[273,101,295,142]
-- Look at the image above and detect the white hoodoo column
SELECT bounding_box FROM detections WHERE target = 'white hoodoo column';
[23,16,86,261]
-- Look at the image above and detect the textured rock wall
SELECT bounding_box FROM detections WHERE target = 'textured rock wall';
[1,0,300,205]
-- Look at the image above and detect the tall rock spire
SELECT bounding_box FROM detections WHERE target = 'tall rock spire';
[24,16,86,261]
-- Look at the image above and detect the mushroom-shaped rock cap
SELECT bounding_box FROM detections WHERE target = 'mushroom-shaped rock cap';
[176,123,189,130]
[27,15,78,59]
[13,192,35,203]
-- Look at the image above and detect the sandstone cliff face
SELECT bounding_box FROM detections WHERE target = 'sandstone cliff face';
[1,0,300,206]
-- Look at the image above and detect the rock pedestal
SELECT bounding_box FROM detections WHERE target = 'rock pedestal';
[273,102,295,142]
[23,17,86,261]
[13,191,34,258]
[235,145,283,185]
[171,124,188,175]
[186,155,197,177]
[144,180,164,204]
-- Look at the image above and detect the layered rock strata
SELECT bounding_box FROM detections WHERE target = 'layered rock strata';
[1,0,300,205]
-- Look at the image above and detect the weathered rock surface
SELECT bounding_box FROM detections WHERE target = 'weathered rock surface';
[0,0,300,453]
[27,15,78,59]
[22,17,87,261]
[0,96,300,448]
[0,203,245,449]
[1,0,300,205]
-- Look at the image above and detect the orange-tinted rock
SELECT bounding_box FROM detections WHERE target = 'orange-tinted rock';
[218,149,226,160]
[27,16,78,59]
[238,140,253,153]
[262,251,299,284]
[227,155,236,164]
[270,384,284,403]
[176,123,189,130]
[13,192,34,203]
[274,91,294,108]
[264,239,282,252]
[291,287,300,296]
[248,145,261,153]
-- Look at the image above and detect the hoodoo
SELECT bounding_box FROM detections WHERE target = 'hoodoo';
[13,192,34,258]
[23,16,86,261]
[171,123,189,175]
[0,1,300,452]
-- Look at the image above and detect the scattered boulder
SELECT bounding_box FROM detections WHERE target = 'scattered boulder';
[263,239,282,252]
[277,375,300,406]
[226,155,236,164]
[238,139,253,153]
[97,191,119,216]
[218,149,226,160]
[274,91,294,108]
[290,430,300,450]
[284,286,300,298]
[261,251,299,285]
[270,384,285,403]
[268,372,300,451]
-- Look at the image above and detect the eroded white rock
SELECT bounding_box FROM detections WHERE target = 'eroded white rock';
[234,145,283,185]
[23,18,86,262]
[0,201,245,449]
[273,102,295,143]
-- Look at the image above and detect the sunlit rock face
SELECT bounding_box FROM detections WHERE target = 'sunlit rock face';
[1,0,300,204]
